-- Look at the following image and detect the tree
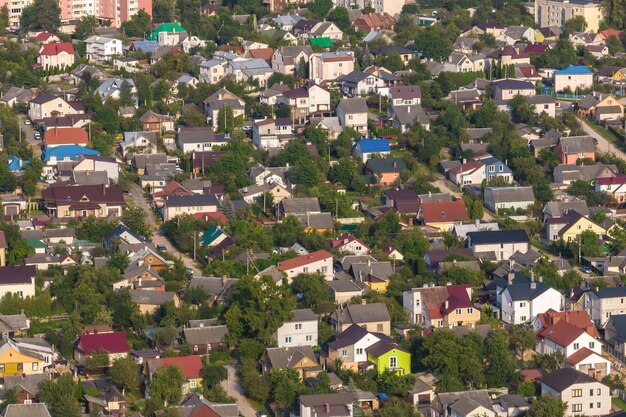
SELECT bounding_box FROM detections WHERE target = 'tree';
[414,29,453,60]
[0,6,9,36]
[0,222,33,265]
[121,9,152,38]
[509,325,536,359]
[150,365,185,406]
[96,105,120,134]
[270,369,302,410]
[122,206,152,238]
[201,364,228,389]
[0,163,17,193]
[307,0,332,18]
[485,330,516,387]
[291,158,325,187]
[109,357,139,394]
[526,395,567,417]
[378,399,421,417]
[38,374,81,417]
[564,15,587,34]
[327,7,350,31]
[328,157,357,186]
[579,229,601,258]
[510,94,538,125]
[74,15,98,39]
[20,0,60,32]
[291,273,334,314]
[602,373,625,390]
[118,81,135,107]
[86,348,111,370]
[376,370,416,397]
[182,106,207,126]
[470,200,484,220]
[606,35,625,54]
[216,105,234,134]
[603,0,626,29]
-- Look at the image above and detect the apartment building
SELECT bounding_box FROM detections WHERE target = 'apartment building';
[275,309,318,348]
[534,0,603,32]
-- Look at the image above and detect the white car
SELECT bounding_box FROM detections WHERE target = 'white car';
[24,119,30,125]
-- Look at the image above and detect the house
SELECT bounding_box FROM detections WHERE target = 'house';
[447,160,486,188]
[467,230,530,261]
[0,87,35,107]
[367,339,410,375]
[419,199,469,232]
[309,51,355,81]
[385,189,420,216]
[331,302,391,335]
[182,325,228,354]
[325,324,392,372]
[131,290,180,314]
[29,94,84,121]
[497,25,535,45]
[0,338,47,378]
[604,314,626,361]
[540,368,610,417]
[44,127,88,148]
[545,212,606,242]
[2,373,48,404]
[139,110,175,133]
[73,331,130,365]
[271,45,313,75]
[276,309,318,348]
[554,163,618,184]
[388,104,430,133]
[497,271,564,324]
[425,248,475,270]
[145,356,203,395]
[554,65,594,93]
[278,83,330,121]
[280,197,320,217]
[95,78,138,106]
[337,98,368,133]
[176,127,220,153]
[161,194,219,221]
[299,392,354,417]
[203,88,245,131]
[189,277,237,306]
[583,287,626,327]
[0,266,36,299]
[595,175,626,203]
[73,154,119,183]
[432,390,496,417]
[353,12,395,32]
[364,158,406,186]
[331,235,370,255]
[0,313,28,338]
[403,284,479,328]
[484,186,535,213]
[309,22,343,40]
[41,184,125,219]
[337,71,385,97]
[349,260,393,293]
[535,0,603,32]
[277,250,333,282]
[261,346,320,380]
[252,118,294,149]
[326,280,365,304]
[36,42,75,69]
[120,131,157,155]
[443,52,474,73]
[555,136,595,164]
[353,139,391,163]
[85,36,122,64]
[493,79,536,100]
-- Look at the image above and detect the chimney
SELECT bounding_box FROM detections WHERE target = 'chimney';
[222,276,228,287]
[367,258,371,266]
[361,299,367,305]
[392,161,397,168]
[324,404,330,413]
[444,300,449,309]
[508,271,515,284]
[475,219,479,227]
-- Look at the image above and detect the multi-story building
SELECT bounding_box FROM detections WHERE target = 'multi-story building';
[534,0,603,32]
[275,309,318,348]
[309,51,355,82]
[403,284,480,328]
[85,36,123,64]
[584,287,626,328]
[540,368,610,416]
[277,250,334,282]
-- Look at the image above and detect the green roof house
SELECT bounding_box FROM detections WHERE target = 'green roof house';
[366,340,410,375]
[310,37,332,49]
[200,225,227,248]
[147,23,186,41]
[26,238,46,254]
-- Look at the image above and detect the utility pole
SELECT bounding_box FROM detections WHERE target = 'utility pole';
[192,233,197,262]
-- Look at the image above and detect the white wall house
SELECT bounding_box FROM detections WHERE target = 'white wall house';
[85,36,123,64]
[277,250,334,282]
[276,309,318,348]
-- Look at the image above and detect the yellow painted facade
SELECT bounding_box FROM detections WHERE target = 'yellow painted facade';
[364,280,389,293]
[561,217,607,242]
[0,346,44,377]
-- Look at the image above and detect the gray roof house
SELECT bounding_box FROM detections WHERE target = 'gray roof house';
[280,197,321,217]
[553,163,618,184]
[432,390,494,417]
[388,104,430,133]
[331,302,391,334]
[483,186,535,212]
[4,403,52,417]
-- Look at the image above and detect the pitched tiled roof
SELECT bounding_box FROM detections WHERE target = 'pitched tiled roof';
[78,331,129,355]
[278,250,332,271]
[44,127,88,145]
[146,355,203,379]
[0,265,36,285]
[538,320,585,347]
[39,42,75,56]
[421,199,468,223]
[541,368,596,391]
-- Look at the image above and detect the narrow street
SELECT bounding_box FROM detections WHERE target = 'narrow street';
[579,118,626,160]
[432,174,495,221]
[127,182,202,276]
[222,364,258,417]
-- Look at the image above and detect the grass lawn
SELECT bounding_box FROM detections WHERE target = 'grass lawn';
[584,118,621,144]
[612,397,626,411]
[27,319,70,336]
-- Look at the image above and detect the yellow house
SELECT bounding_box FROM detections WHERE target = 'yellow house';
[610,69,626,81]
[262,346,320,381]
[363,276,390,293]
[0,339,45,377]
[548,214,607,242]
[299,213,334,235]
[595,95,624,117]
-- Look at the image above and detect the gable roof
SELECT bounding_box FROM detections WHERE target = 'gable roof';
[4,403,52,417]
[541,368,597,391]
[78,331,129,355]
[183,325,228,345]
[44,127,88,145]
[555,65,593,75]
[336,302,391,324]
[421,199,469,223]
[146,355,203,379]
[538,320,585,347]
[468,229,529,245]
[0,266,36,285]
[265,345,317,369]
[278,250,332,271]
[39,42,75,56]
[339,97,368,114]
[356,139,390,153]
[366,157,407,173]
[558,135,595,154]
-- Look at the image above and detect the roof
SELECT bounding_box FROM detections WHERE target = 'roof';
[299,392,354,407]
[42,144,100,162]
[165,194,218,208]
[39,42,75,56]
[421,199,469,224]
[0,266,36,285]
[183,325,228,345]
[335,302,391,325]
[391,104,429,127]
[555,65,593,75]
[366,339,407,357]
[4,403,52,417]
[426,248,475,266]
[436,390,493,415]
[559,135,595,154]
[339,97,368,114]
[468,229,529,245]
[310,37,332,48]
[44,127,88,145]
[485,186,535,203]
[147,23,186,40]
[265,345,317,369]
[366,157,407,173]
[42,184,124,205]
[538,320,585,347]
[287,308,318,322]
[389,85,421,100]
[281,197,320,215]
[541,367,597,391]
[595,287,626,298]
[493,79,535,90]
[146,355,203,379]
[328,323,389,350]
[278,250,332,271]
[78,331,129,355]
[130,289,177,305]
[356,138,391,154]
[566,347,600,365]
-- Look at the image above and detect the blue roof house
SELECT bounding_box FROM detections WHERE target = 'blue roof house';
[353,138,391,163]
[200,225,228,248]
[7,156,29,172]
[554,65,594,93]
[43,145,100,179]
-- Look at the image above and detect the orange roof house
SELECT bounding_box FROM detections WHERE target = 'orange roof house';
[419,199,469,231]
[44,127,88,147]
[277,250,334,282]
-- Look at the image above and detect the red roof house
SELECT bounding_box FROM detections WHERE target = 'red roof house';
[37,42,76,69]
[535,309,602,361]
[73,331,130,365]
[277,250,334,281]
[331,235,370,255]
[44,127,88,147]
[420,199,469,230]
[145,355,203,380]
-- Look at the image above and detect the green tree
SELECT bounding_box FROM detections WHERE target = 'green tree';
[327,6,350,30]
[470,200,484,220]
[291,158,325,187]
[182,106,207,126]
[109,357,139,394]
[74,15,98,39]
[96,105,120,134]
[509,325,537,359]
[38,374,81,417]
[20,0,61,31]
[378,399,421,417]
[414,29,453,60]
[510,94,538,125]
[517,380,538,397]
[270,369,302,410]
[0,222,33,264]
[118,81,135,107]
[201,364,228,389]
[606,35,625,54]
[0,6,9,35]
[307,0,332,18]
[328,157,357,186]
[485,330,516,387]
[121,9,152,38]
[291,273,334,314]
[376,370,416,397]
[602,373,625,390]
[216,105,234,134]
[0,163,17,193]
[564,15,587,34]
[86,348,111,371]
[526,395,567,417]
[122,206,152,238]
[603,0,626,29]
[150,365,185,406]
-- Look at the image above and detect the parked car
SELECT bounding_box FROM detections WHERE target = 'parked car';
[156,244,167,252]
[580,266,592,274]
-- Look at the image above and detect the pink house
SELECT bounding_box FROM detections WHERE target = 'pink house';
[36,42,75,70]
[555,136,595,164]
[278,250,334,282]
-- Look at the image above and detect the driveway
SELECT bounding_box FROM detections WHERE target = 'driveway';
[222,364,258,417]
[579,118,626,160]
[18,115,39,148]
[128,182,202,276]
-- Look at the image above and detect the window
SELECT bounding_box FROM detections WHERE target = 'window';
[520,302,526,307]
[389,356,397,369]
[295,323,302,330]
[489,165,495,172]
[190,379,196,388]
[303,267,309,273]
[572,404,582,412]
[589,342,595,349]
[520,316,527,322]
[356,348,363,355]
[572,389,583,398]
[590,389,594,396]
[321,266,328,273]
[467,308,473,314]
[456,308,462,315]
[590,402,594,409]
[17,363,23,372]
[341,349,348,357]
[285,336,292,344]
[574,343,580,350]
[377,324,383,331]
[306,335,312,342]
[0,364,4,373]
[597,388,602,395]
[598,402,602,408]
[32,363,38,371]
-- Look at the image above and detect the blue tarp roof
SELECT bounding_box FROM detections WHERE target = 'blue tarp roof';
[43,145,100,162]
[554,65,593,75]
[355,138,391,153]
[7,155,29,172]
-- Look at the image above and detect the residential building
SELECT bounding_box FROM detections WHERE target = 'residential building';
[276,309,318,348]
[252,118,294,149]
[325,324,390,371]
[419,200,469,232]
[337,98,368,133]
[85,36,123,64]
[73,331,129,365]
[271,45,313,75]
[595,175,626,203]
[331,302,391,335]
[352,13,395,32]
[29,94,84,121]
[554,163,618,184]
[181,324,228,354]
[120,131,158,155]
[261,346,319,380]
[331,235,370,255]
[139,110,175,133]
[540,368,610,416]
[403,284,480,328]
[278,83,331,122]
[326,280,365,304]
[176,127,221,153]
[161,194,219,221]
[554,65,594,93]
[0,266,36,299]
[277,250,333,282]
[432,390,496,417]
[388,103,430,133]
[4,404,52,417]
[131,290,180,314]
[493,79,536,100]
[443,52,474,73]
[447,160,486,188]
[145,356,203,395]
[584,287,626,327]
[534,0,603,32]
[337,71,385,97]
[280,197,320,217]
[364,158,406,186]
[604,314,626,361]
[96,78,138,107]
[484,186,535,212]
[36,42,75,69]
[203,88,245,131]
[309,51,355,81]
[467,230,530,261]
[367,340,410,375]
[496,271,564,324]
[545,212,606,242]
[353,139,391,163]
[555,135,595,164]
[0,339,46,377]
[299,393,354,417]
[41,184,125,219]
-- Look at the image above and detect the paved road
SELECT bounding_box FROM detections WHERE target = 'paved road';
[222,364,258,417]
[17,115,38,148]
[579,117,626,160]
[128,182,202,276]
